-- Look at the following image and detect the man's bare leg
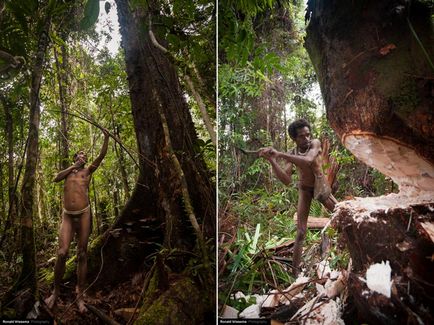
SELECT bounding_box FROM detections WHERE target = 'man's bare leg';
[76,210,91,313]
[292,189,313,276]
[45,213,73,309]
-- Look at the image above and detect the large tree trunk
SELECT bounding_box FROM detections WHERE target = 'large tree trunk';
[305,1,434,323]
[84,0,215,322]
[113,126,131,199]
[305,0,434,189]
[0,96,18,249]
[333,201,434,324]
[54,44,70,169]
[8,17,51,317]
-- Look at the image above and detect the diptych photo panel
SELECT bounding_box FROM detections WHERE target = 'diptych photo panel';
[0,0,216,323]
[1,0,433,324]
[217,0,434,324]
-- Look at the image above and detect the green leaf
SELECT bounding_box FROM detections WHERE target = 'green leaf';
[50,32,67,48]
[250,223,261,254]
[80,0,100,31]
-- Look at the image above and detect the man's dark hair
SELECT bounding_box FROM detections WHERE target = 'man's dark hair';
[288,118,311,139]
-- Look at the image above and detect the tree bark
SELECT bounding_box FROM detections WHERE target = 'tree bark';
[0,163,5,224]
[12,16,51,316]
[305,0,434,191]
[113,127,131,199]
[1,96,18,244]
[333,202,434,324]
[305,1,434,323]
[54,45,70,169]
[107,97,131,200]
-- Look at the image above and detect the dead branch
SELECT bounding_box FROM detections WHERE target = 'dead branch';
[86,304,121,325]
[126,262,157,325]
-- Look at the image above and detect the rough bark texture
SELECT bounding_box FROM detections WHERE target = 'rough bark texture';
[6,17,51,317]
[333,202,434,324]
[137,274,205,324]
[54,44,70,169]
[305,1,434,323]
[113,126,130,199]
[81,0,215,322]
[0,97,18,247]
[305,0,434,189]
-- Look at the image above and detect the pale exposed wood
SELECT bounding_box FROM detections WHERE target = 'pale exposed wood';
[293,213,330,229]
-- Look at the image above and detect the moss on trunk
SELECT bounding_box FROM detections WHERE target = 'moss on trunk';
[137,277,205,324]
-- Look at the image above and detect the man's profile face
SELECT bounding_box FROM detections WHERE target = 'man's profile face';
[74,151,87,164]
[294,126,311,150]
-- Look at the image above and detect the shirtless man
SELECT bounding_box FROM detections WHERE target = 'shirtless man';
[45,128,109,313]
[259,119,337,275]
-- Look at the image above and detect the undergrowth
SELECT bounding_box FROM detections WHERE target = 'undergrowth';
[219,185,335,312]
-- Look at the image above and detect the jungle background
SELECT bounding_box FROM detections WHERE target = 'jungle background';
[0,0,215,323]
[218,0,403,320]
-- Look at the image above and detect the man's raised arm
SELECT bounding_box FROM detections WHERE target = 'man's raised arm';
[53,160,84,182]
[88,128,109,173]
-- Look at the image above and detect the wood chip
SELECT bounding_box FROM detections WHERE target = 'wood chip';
[420,222,434,242]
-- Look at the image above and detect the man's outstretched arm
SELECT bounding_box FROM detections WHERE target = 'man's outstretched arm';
[274,139,322,168]
[88,128,109,173]
[259,148,293,186]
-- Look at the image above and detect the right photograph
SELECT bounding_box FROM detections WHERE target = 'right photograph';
[218,0,434,324]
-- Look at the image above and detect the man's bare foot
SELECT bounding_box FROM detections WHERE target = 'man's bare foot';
[44,293,58,309]
[77,298,88,313]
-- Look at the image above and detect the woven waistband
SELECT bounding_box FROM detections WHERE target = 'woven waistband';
[63,205,90,215]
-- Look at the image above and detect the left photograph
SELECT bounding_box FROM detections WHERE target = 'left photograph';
[0,0,216,323]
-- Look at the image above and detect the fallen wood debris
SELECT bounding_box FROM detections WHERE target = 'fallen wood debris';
[294,213,330,229]
[220,304,239,318]
[333,196,434,324]
[86,304,121,325]
[220,192,434,324]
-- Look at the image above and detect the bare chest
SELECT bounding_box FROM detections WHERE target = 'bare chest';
[64,169,90,189]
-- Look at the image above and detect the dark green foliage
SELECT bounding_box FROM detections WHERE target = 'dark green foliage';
[80,0,100,30]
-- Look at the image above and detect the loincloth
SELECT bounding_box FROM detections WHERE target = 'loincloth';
[298,175,331,203]
[298,183,314,194]
[63,205,90,216]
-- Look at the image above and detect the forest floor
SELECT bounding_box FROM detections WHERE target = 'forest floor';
[1,247,146,324]
[218,205,355,324]
[37,277,144,324]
